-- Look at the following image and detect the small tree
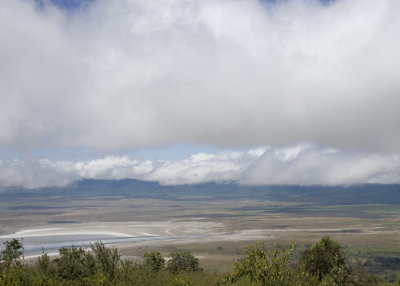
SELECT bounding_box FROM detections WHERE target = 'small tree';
[167,251,200,274]
[55,246,95,281]
[91,241,120,280]
[37,249,51,274]
[143,252,165,272]
[227,242,295,286]
[1,239,24,270]
[299,236,347,283]
[0,239,33,285]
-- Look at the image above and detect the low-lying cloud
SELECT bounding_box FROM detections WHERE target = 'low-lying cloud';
[1,0,400,152]
[1,145,400,189]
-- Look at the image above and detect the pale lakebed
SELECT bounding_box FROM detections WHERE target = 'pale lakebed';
[0,221,212,258]
[0,220,373,258]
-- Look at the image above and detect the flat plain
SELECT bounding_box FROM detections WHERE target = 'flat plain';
[1,180,399,281]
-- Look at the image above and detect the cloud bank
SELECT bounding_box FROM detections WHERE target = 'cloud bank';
[1,145,400,189]
[1,0,400,152]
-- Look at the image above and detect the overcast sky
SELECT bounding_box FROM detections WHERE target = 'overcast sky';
[1,0,400,188]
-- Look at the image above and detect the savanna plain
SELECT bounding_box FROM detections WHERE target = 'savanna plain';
[1,180,400,284]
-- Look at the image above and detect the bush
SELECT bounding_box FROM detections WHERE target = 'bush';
[167,251,201,274]
[54,246,96,281]
[226,242,295,286]
[299,236,347,282]
[0,239,24,270]
[143,252,165,272]
[91,241,120,280]
[0,237,384,285]
[0,239,32,286]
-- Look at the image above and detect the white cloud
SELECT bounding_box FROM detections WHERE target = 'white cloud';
[242,145,400,185]
[1,145,400,189]
[0,148,263,188]
[0,0,400,152]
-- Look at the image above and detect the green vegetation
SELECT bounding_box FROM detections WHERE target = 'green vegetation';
[143,251,165,272]
[167,250,202,274]
[227,242,297,285]
[299,236,347,282]
[225,237,383,286]
[1,236,399,285]
[0,239,210,286]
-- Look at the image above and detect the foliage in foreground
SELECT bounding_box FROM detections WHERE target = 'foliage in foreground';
[0,239,208,286]
[226,236,383,286]
[0,236,398,285]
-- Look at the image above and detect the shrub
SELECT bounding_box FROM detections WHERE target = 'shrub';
[0,239,24,270]
[227,242,295,286]
[143,252,165,272]
[167,251,201,274]
[91,241,120,280]
[54,246,95,281]
[299,236,347,282]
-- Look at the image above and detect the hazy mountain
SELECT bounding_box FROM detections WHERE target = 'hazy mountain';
[2,179,400,205]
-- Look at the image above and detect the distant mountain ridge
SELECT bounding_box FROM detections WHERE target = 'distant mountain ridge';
[1,179,400,205]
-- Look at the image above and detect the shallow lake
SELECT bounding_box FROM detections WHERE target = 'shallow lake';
[0,232,193,258]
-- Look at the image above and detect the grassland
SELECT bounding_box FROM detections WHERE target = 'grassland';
[0,180,399,282]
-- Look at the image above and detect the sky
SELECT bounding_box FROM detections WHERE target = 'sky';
[1,0,400,188]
